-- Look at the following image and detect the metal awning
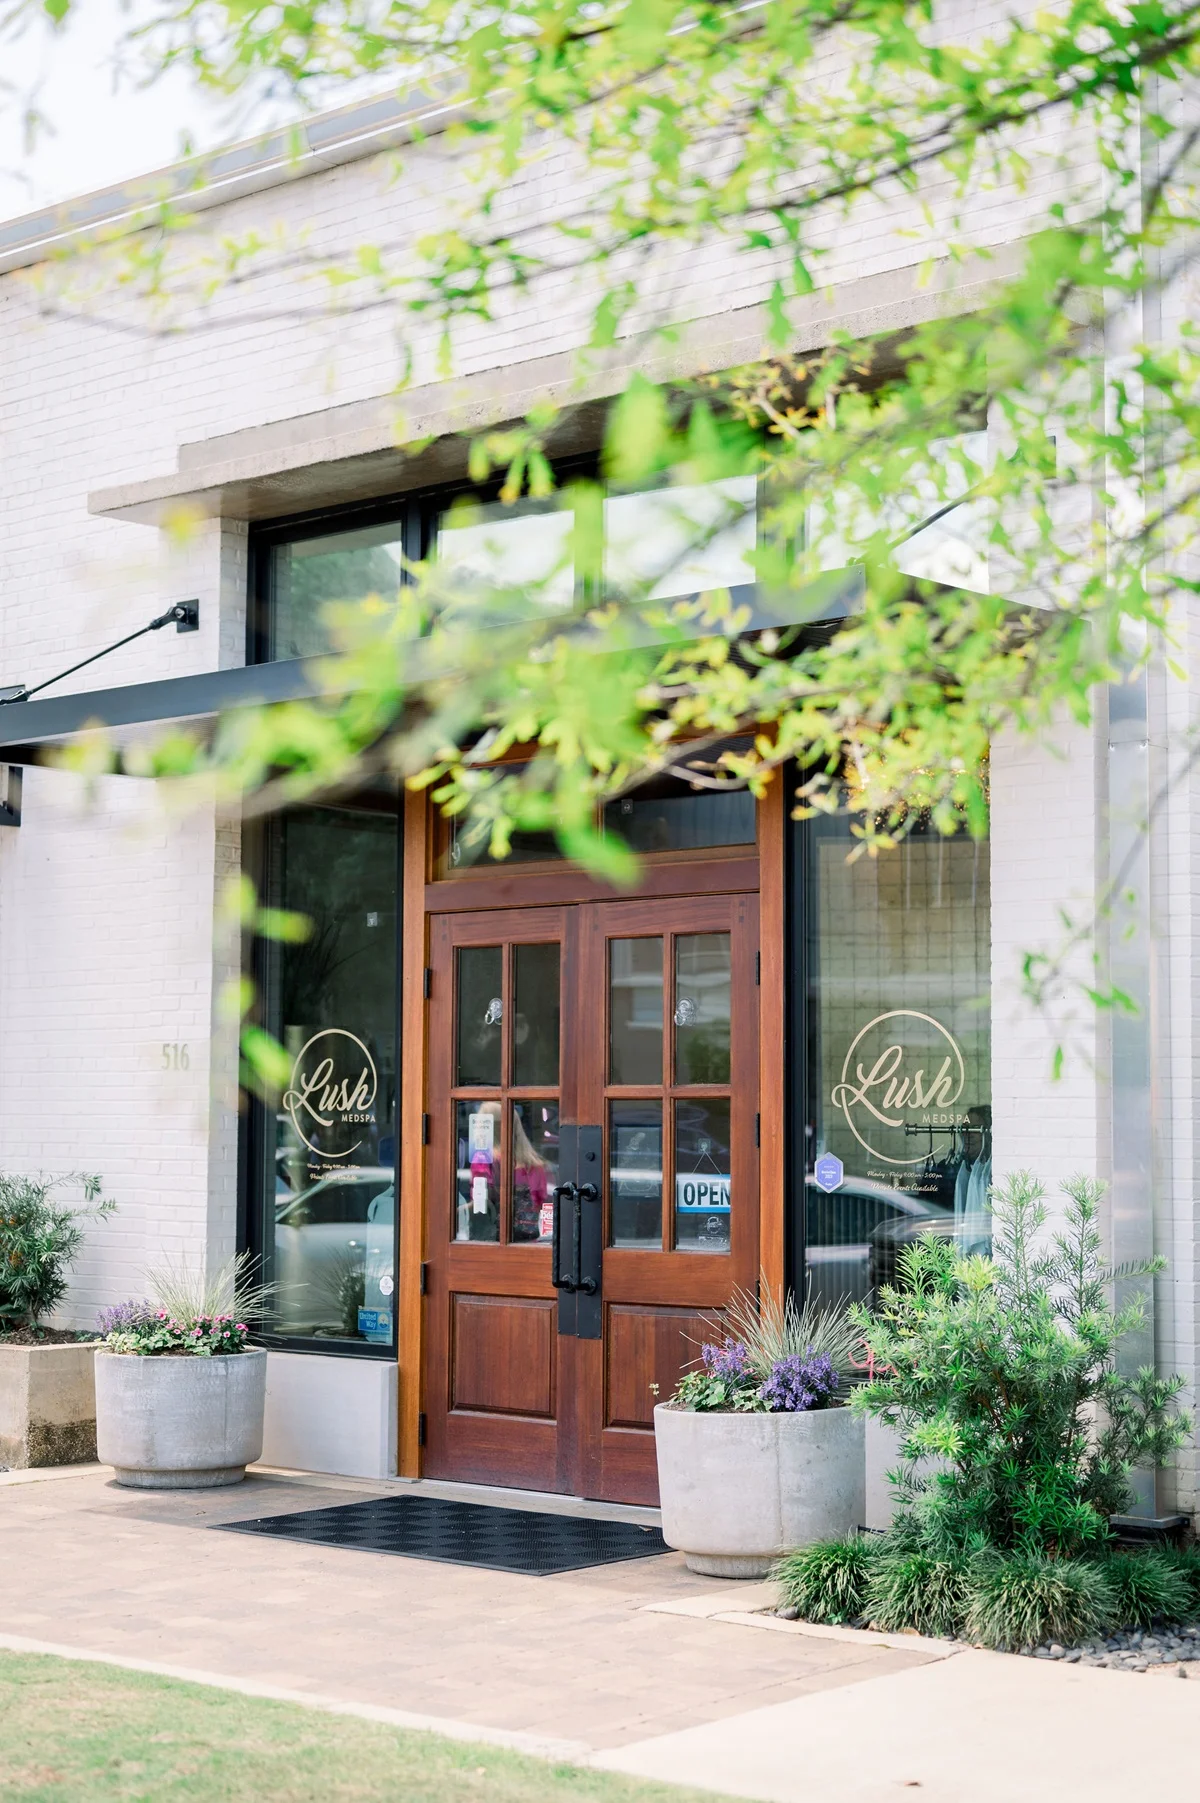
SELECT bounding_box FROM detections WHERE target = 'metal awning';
[0,658,322,759]
[0,569,865,760]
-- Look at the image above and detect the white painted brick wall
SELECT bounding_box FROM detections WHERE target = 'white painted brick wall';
[0,769,231,1324]
[0,19,1196,1504]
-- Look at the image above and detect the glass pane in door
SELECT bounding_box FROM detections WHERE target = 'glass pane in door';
[457,946,503,1085]
[511,1101,560,1242]
[610,938,664,1084]
[674,1097,732,1253]
[674,933,731,1083]
[513,943,561,1086]
[454,1100,502,1242]
[609,1101,663,1247]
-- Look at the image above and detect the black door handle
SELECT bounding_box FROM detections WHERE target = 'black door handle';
[551,1184,577,1290]
[574,1184,599,1293]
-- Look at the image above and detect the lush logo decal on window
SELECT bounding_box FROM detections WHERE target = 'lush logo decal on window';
[282,1028,378,1161]
[831,1010,966,1165]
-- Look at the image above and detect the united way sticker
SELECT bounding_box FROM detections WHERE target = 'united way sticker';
[814,1153,844,1194]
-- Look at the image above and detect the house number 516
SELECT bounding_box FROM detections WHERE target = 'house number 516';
[161,1043,190,1070]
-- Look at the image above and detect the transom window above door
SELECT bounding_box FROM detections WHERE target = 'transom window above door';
[438,742,759,877]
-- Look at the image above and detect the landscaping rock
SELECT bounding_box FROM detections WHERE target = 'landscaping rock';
[1011,1617,1200,1674]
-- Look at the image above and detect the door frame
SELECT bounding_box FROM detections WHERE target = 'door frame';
[395,779,787,1479]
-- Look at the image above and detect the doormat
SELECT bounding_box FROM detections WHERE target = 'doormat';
[215,1493,668,1576]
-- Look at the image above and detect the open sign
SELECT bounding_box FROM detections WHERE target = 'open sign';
[675,1175,731,1212]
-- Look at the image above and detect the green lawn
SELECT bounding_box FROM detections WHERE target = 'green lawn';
[0,1652,730,1803]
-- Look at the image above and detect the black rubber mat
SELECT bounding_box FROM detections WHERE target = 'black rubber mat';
[215,1493,668,1575]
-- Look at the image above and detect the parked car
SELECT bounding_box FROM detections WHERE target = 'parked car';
[272,1168,394,1341]
[803,1174,953,1308]
[869,1196,989,1294]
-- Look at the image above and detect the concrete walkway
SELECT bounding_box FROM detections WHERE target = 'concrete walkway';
[3,1463,1199,1801]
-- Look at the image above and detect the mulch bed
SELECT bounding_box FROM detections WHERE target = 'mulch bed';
[0,1327,93,1347]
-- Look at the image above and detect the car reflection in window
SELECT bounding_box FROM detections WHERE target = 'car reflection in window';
[273,1168,395,1342]
[804,1175,953,1310]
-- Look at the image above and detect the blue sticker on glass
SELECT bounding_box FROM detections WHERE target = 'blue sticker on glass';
[813,1153,844,1194]
[357,1308,392,1341]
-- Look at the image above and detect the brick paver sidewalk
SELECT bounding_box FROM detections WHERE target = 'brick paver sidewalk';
[0,1465,929,1753]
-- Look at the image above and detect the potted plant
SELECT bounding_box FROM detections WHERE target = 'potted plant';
[94,1255,268,1489]
[0,1172,114,1470]
[654,1287,865,1577]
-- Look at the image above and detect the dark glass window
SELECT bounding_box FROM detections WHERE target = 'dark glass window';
[268,524,409,662]
[603,781,755,854]
[444,813,563,872]
[797,812,991,1310]
[253,800,400,1350]
[602,740,757,855]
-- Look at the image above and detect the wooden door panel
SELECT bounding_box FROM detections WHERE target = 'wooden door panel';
[429,1412,560,1492]
[451,1294,557,1417]
[597,1252,737,1304]
[604,1304,715,1429]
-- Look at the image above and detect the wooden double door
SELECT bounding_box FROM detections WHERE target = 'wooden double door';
[423,891,760,1504]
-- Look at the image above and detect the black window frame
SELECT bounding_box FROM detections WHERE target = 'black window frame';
[786,764,993,1309]
[239,789,405,1361]
[246,457,602,669]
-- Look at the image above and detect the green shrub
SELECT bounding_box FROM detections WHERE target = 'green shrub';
[775,1538,875,1623]
[1157,1545,1200,1616]
[850,1172,1191,1558]
[866,1551,972,1640]
[1098,1551,1191,1628]
[965,1553,1116,1652]
[0,1173,114,1331]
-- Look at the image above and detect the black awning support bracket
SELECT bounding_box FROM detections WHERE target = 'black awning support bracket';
[0,764,22,828]
[0,600,200,710]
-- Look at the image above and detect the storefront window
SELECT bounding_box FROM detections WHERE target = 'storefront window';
[254,800,400,1349]
[604,477,757,601]
[437,496,575,617]
[798,813,991,1309]
[269,523,408,662]
[257,473,762,667]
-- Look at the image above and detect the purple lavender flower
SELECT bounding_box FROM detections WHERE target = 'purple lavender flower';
[758,1351,839,1412]
[96,1299,154,1335]
[700,1339,753,1384]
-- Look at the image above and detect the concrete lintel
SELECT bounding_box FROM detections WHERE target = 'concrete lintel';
[89,249,1026,528]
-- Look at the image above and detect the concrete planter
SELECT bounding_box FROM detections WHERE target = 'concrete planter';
[0,1342,98,1469]
[654,1402,866,1577]
[95,1349,267,1489]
